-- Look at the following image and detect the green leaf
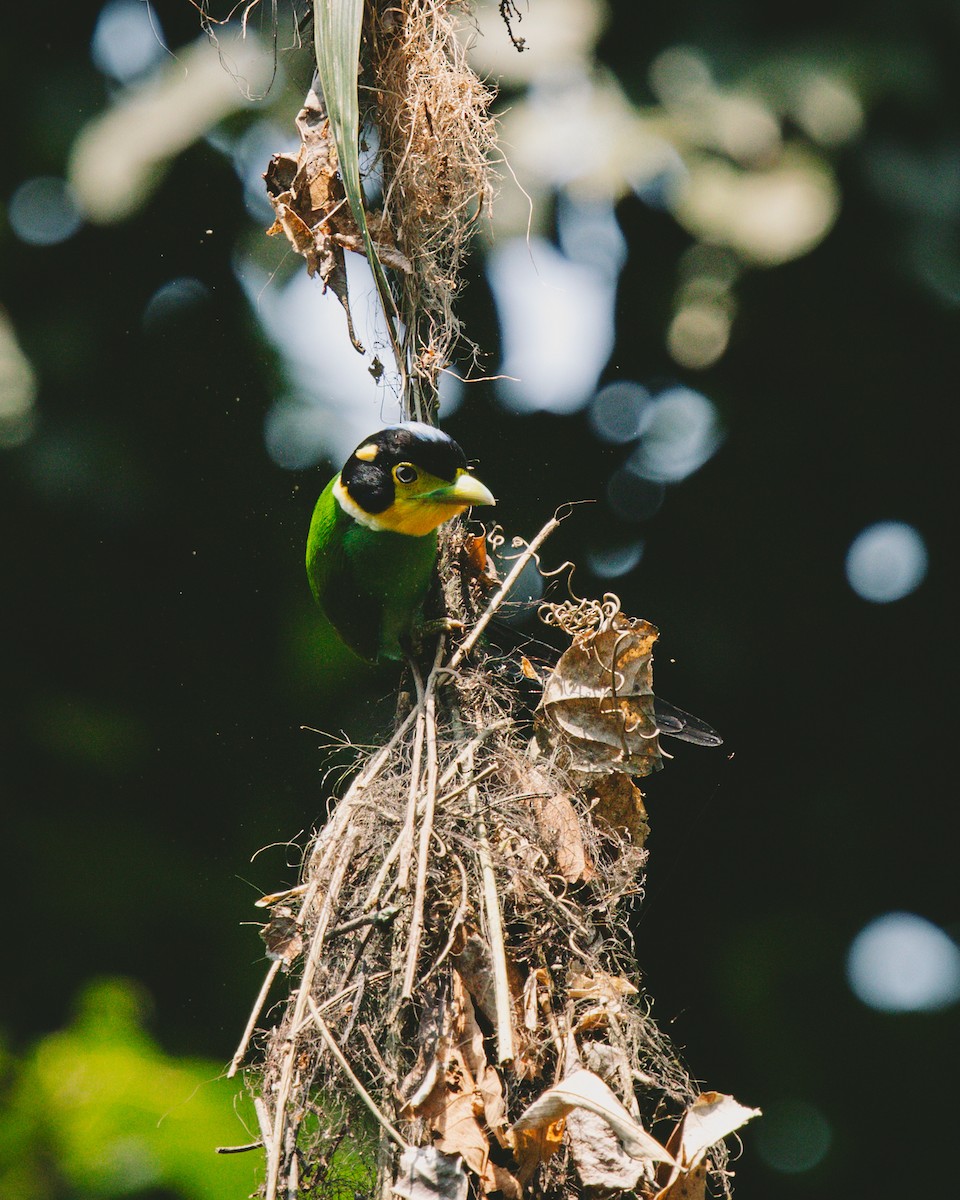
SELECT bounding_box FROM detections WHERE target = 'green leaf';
[313,1,403,380]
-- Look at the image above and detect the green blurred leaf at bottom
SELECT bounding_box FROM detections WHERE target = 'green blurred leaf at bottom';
[0,979,257,1200]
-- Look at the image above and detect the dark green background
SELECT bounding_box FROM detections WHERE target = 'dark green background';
[2,1,956,1197]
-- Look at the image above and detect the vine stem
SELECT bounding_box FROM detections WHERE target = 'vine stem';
[447,515,563,669]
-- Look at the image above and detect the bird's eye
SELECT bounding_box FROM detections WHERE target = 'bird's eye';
[394,463,418,484]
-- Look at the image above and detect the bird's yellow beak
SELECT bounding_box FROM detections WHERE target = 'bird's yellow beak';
[432,468,496,509]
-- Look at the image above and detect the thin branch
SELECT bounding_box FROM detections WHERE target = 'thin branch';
[448,514,563,668]
[401,641,445,999]
[467,743,515,1064]
[309,1001,410,1151]
[264,830,359,1200]
[227,958,282,1078]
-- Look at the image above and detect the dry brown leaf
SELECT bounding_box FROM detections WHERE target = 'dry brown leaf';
[510,1118,566,1184]
[568,967,639,1003]
[402,973,519,1197]
[453,971,509,1141]
[535,615,663,776]
[530,789,592,883]
[451,936,539,1080]
[579,1040,637,1088]
[450,934,499,1029]
[263,87,409,352]
[670,1091,761,1168]
[519,655,540,681]
[656,1158,708,1200]
[393,1146,469,1200]
[512,1069,675,1166]
[263,88,361,349]
[518,765,593,883]
[259,909,302,967]
[462,533,488,577]
[566,1106,651,1191]
[589,772,651,846]
[656,1091,761,1197]
[573,1008,616,1033]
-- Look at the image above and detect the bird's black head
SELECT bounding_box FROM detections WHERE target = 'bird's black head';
[335,422,495,536]
[341,423,466,514]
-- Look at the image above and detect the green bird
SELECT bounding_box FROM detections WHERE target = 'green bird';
[306,423,496,662]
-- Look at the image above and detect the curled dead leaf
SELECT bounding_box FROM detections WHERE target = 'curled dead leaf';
[656,1091,761,1198]
[263,87,409,352]
[260,908,302,967]
[512,1068,675,1166]
[566,1105,652,1192]
[535,614,663,777]
[510,1118,567,1184]
[568,967,639,1004]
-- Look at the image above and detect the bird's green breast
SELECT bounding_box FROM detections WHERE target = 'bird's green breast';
[306,476,439,662]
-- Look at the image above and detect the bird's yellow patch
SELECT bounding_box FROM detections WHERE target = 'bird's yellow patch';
[337,467,496,537]
[354,442,379,462]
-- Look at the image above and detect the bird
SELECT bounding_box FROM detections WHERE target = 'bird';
[306,422,496,663]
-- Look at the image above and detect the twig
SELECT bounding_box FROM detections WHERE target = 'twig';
[396,660,427,892]
[229,870,325,1077]
[265,831,359,1200]
[327,906,399,940]
[435,762,498,807]
[448,514,562,668]
[363,826,406,911]
[401,641,444,999]
[216,1140,263,1154]
[467,743,515,1064]
[227,958,282,1077]
[255,884,307,908]
[254,1097,275,1187]
[309,1000,410,1151]
[419,851,469,986]
[435,720,511,790]
[307,704,422,875]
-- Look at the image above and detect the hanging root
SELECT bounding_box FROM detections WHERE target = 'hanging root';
[234,518,755,1200]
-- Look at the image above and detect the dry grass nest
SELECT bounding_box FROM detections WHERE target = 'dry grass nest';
[228,519,745,1200]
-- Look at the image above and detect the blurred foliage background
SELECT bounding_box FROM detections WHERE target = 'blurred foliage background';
[2,0,958,1197]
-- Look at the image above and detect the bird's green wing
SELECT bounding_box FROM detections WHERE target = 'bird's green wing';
[306,478,439,662]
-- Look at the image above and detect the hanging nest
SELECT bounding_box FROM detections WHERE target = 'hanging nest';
[262,0,498,406]
[366,0,497,384]
[228,516,758,1200]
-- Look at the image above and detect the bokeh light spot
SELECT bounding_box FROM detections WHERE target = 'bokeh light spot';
[264,398,330,471]
[142,277,210,332]
[586,540,645,579]
[845,521,927,603]
[8,177,83,246]
[556,194,627,277]
[237,251,400,466]
[794,75,863,147]
[488,236,616,415]
[1,312,38,448]
[589,381,651,443]
[754,1099,832,1174]
[91,0,166,82]
[847,912,960,1013]
[628,386,722,482]
[667,303,730,369]
[438,368,463,417]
